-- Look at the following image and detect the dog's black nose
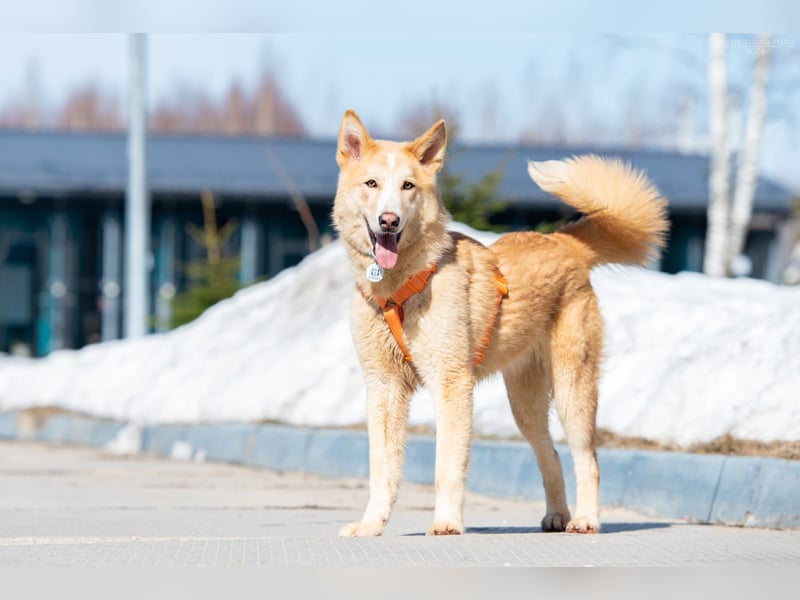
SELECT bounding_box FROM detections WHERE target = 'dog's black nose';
[379,212,400,233]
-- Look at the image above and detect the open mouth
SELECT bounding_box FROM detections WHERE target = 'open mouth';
[368,224,402,270]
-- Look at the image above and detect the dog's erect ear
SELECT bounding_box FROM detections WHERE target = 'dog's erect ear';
[409,119,447,172]
[337,110,372,166]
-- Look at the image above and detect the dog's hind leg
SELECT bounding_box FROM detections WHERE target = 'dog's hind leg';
[503,356,571,532]
[550,294,602,533]
[339,376,413,537]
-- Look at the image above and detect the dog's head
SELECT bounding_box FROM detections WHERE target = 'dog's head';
[332,110,447,271]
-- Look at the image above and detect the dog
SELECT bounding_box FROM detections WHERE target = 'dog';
[332,109,668,536]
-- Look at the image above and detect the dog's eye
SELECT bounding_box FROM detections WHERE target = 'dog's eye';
[402,181,415,190]
[365,179,377,188]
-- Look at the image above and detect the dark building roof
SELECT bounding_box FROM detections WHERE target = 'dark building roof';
[0,129,792,214]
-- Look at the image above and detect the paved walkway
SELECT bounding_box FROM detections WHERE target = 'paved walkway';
[0,441,797,566]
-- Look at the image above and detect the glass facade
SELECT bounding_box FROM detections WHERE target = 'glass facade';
[0,193,333,356]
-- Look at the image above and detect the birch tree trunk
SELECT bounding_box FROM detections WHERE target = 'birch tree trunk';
[726,34,771,275]
[703,33,731,277]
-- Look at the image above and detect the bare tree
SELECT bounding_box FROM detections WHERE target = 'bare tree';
[703,33,774,277]
[703,32,731,277]
[727,34,772,273]
[254,76,277,135]
[223,82,248,135]
[264,148,320,253]
[397,98,460,140]
[148,70,306,137]
[150,84,220,135]
[253,72,305,137]
[0,59,44,129]
[56,84,123,132]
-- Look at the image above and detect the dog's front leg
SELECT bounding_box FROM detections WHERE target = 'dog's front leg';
[428,378,474,536]
[339,378,411,537]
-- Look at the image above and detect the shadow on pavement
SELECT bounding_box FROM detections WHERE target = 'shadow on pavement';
[458,521,674,535]
[599,521,673,533]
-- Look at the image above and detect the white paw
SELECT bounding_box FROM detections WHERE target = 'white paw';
[426,520,464,536]
[338,521,384,537]
[566,515,600,533]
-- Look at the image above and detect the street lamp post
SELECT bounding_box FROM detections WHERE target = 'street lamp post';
[124,33,149,338]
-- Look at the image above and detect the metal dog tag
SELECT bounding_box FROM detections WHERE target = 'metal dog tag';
[365,262,384,283]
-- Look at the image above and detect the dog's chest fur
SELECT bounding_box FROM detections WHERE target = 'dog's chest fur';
[352,233,503,378]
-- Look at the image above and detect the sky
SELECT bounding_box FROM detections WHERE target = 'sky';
[0,28,799,192]
[4,0,798,34]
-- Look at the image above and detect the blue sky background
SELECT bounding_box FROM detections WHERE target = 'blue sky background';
[1,4,798,192]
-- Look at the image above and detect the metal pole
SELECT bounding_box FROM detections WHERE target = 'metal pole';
[100,209,122,341]
[124,33,149,338]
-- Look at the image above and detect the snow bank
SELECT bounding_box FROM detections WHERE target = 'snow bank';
[1,224,798,446]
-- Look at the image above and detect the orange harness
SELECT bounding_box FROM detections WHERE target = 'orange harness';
[361,265,508,367]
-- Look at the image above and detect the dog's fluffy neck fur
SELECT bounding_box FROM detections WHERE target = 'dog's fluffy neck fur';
[346,205,453,297]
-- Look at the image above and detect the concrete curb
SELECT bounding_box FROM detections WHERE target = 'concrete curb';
[1,410,797,529]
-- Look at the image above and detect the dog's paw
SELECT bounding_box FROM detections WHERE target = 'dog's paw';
[541,512,570,532]
[426,520,464,536]
[338,521,384,537]
[566,515,600,534]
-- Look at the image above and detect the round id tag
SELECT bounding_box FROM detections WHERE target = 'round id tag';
[365,262,384,283]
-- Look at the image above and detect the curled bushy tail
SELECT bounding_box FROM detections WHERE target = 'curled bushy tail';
[528,155,669,268]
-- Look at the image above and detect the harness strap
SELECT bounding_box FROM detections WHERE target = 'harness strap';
[361,265,508,366]
[473,271,509,367]
[382,304,413,361]
[361,266,437,362]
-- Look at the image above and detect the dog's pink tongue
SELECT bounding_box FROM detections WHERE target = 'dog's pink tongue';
[375,233,399,269]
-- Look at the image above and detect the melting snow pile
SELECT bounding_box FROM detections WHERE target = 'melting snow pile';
[1,224,798,446]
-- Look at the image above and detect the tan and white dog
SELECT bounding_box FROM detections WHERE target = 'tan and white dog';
[332,110,668,536]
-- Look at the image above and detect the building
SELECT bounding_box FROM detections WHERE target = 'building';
[0,130,794,357]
